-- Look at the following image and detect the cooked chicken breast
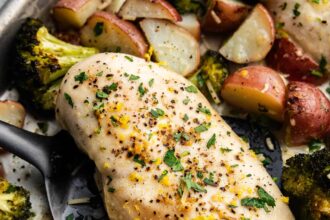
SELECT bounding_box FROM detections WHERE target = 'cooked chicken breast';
[266,0,330,69]
[56,53,294,220]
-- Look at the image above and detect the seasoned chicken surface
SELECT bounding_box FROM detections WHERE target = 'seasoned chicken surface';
[266,0,330,68]
[56,53,293,220]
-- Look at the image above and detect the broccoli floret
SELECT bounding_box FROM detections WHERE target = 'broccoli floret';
[282,148,330,220]
[0,179,34,220]
[168,0,207,16]
[12,18,98,111]
[189,50,229,103]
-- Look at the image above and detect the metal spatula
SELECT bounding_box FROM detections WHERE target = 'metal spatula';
[0,116,282,219]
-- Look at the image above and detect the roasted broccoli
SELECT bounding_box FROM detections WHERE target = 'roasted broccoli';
[0,178,34,220]
[282,148,330,220]
[189,50,229,104]
[168,0,207,16]
[12,18,98,111]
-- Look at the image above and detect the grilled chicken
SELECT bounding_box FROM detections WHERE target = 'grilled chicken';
[56,53,294,220]
[266,0,330,70]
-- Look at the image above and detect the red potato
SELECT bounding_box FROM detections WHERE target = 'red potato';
[140,18,200,77]
[176,14,201,40]
[202,0,251,33]
[80,11,148,57]
[285,81,330,146]
[221,66,286,121]
[118,0,181,22]
[53,0,111,28]
[0,101,26,128]
[219,4,275,64]
[266,37,328,85]
[106,0,127,13]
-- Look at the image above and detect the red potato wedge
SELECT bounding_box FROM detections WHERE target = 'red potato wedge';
[221,66,286,121]
[202,0,251,33]
[219,4,275,64]
[0,101,26,128]
[80,11,148,57]
[118,0,181,22]
[176,14,201,40]
[140,18,200,77]
[106,0,127,13]
[266,37,328,86]
[285,81,330,146]
[53,0,111,28]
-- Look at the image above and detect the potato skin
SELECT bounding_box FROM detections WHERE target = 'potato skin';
[221,65,286,121]
[285,81,330,146]
[202,0,251,33]
[266,37,328,85]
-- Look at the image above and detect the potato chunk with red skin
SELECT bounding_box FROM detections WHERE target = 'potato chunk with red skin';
[266,37,328,85]
[221,66,286,121]
[285,81,330,146]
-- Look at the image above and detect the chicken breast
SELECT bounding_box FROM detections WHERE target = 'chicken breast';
[266,0,330,69]
[56,53,294,220]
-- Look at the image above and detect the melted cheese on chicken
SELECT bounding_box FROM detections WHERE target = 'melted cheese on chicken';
[56,53,294,220]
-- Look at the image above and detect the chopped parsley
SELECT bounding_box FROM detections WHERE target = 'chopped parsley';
[148,78,154,87]
[133,155,146,167]
[150,108,165,118]
[197,171,204,179]
[185,85,198,93]
[96,90,109,99]
[66,214,74,220]
[241,186,276,211]
[138,83,146,97]
[108,187,115,193]
[64,93,74,108]
[207,134,216,149]
[293,3,301,18]
[181,172,206,193]
[96,71,103,77]
[129,74,140,81]
[125,56,133,62]
[164,150,184,172]
[110,116,119,127]
[308,139,323,152]
[37,122,48,134]
[103,83,118,94]
[195,122,210,133]
[326,87,330,95]
[203,172,217,186]
[197,103,211,115]
[182,97,190,105]
[74,72,88,83]
[311,55,327,77]
[183,114,189,122]
[94,22,104,36]
[158,170,168,182]
[220,147,232,153]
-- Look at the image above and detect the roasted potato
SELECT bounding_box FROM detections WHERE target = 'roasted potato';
[80,11,148,57]
[106,0,127,13]
[266,37,328,85]
[176,14,200,40]
[219,4,275,64]
[0,101,26,128]
[285,81,330,146]
[221,66,286,121]
[118,0,181,22]
[202,0,251,33]
[140,18,200,76]
[53,0,111,28]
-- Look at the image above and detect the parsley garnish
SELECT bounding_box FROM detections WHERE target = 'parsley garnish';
[181,172,206,193]
[207,134,216,149]
[64,93,74,108]
[183,114,189,122]
[195,122,210,133]
[183,97,190,105]
[103,83,118,94]
[197,103,211,115]
[74,72,88,83]
[150,108,165,118]
[148,78,154,87]
[110,116,119,127]
[129,74,140,81]
[241,186,276,211]
[203,172,217,186]
[133,155,145,167]
[293,3,301,18]
[108,187,115,193]
[308,139,323,152]
[94,22,104,36]
[164,150,184,172]
[96,90,109,99]
[185,85,198,93]
[66,214,74,220]
[220,147,232,153]
[125,56,133,62]
[158,170,168,182]
[138,83,146,97]
[311,56,327,77]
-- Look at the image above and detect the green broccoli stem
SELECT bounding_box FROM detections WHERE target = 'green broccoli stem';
[36,27,99,84]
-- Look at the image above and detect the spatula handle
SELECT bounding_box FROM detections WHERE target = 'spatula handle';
[0,120,53,176]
